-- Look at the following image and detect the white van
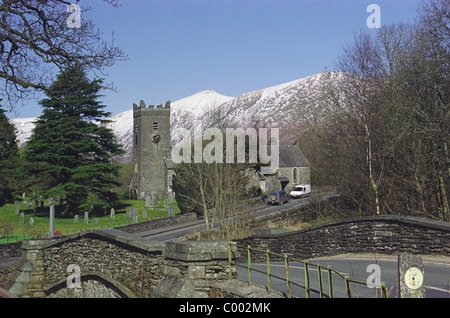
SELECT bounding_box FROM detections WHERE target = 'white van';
[289,184,311,199]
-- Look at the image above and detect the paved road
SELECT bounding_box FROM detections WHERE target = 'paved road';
[136,193,332,242]
[237,255,450,298]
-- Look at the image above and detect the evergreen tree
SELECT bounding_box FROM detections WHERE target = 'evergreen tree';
[0,100,20,206]
[24,65,124,216]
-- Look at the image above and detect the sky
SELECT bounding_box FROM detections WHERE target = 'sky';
[8,0,424,118]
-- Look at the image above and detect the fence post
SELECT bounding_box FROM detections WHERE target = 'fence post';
[228,241,232,280]
[285,254,291,298]
[380,282,389,298]
[304,260,310,298]
[266,249,271,294]
[327,265,334,298]
[247,245,252,286]
[317,263,324,298]
[344,276,352,298]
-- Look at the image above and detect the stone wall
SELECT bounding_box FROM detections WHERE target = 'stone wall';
[237,215,450,261]
[0,242,22,259]
[5,229,238,298]
[118,213,198,234]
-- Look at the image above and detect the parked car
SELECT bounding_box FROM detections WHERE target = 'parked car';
[289,184,311,199]
[262,190,290,205]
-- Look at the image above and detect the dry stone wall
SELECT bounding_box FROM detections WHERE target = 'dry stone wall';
[237,215,450,261]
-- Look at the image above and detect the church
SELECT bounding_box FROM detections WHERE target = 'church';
[128,99,311,201]
[129,100,174,200]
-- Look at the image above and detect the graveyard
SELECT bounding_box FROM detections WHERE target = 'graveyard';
[0,198,180,243]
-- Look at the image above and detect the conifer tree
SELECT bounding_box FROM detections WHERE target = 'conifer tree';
[25,65,124,216]
[0,100,19,206]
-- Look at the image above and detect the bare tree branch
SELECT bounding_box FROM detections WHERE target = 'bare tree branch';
[0,0,126,111]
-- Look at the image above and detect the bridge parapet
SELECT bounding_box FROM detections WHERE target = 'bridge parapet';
[2,229,238,298]
[237,215,450,261]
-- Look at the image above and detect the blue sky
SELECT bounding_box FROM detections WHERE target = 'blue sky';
[10,0,423,118]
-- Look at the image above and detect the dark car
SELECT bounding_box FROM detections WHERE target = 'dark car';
[262,190,290,205]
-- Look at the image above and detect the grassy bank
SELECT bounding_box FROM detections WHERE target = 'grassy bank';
[0,199,180,243]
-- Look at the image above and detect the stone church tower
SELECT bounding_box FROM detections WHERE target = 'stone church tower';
[130,100,171,200]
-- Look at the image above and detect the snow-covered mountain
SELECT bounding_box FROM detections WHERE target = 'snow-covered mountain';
[10,71,344,162]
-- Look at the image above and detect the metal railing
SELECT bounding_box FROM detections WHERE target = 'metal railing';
[228,243,389,298]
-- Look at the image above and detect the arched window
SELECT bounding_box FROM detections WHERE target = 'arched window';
[293,168,298,184]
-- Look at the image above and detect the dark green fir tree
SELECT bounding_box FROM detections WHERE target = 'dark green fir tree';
[0,101,20,206]
[25,65,124,216]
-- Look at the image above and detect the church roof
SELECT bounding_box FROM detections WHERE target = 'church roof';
[278,145,310,168]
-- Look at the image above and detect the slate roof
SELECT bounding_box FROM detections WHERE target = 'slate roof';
[278,145,310,168]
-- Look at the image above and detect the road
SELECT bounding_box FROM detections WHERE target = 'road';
[136,193,449,298]
[136,193,332,242]
[237,256,450,298]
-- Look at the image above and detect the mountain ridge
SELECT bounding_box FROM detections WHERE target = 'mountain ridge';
[10,71,344,162]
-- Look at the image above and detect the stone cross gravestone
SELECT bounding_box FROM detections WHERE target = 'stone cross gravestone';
[398,253,425,298]
[48,199,55,238]
[168,192,174,204]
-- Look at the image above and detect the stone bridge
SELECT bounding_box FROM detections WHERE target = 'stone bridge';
[0,214,449,298]
[237,215,450,261]
[0,229,239,298]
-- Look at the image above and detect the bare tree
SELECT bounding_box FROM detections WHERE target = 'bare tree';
[298,0,449,220]
[0,0,126,110]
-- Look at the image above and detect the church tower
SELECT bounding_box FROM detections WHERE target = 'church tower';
[131,100,171,200]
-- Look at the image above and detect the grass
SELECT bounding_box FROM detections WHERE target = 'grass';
[0,198,180,244]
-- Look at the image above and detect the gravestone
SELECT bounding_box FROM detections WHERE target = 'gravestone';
[25,200,30,208]
[145,193,158,208]
[130,206,138,216]
[110,208,115,219]
[29,217,34,226]
[48,200,55,238]
[132,215,138,224]
[168,192,174,204]
[74,215,79,224]
[19,212,25,224]
[143,208,148,219]
[145,195,151,207]
[167,207,174,217]
[398,253,425,298]
[84,211,89,224]
[126,210,131,219]
[14,201,20,215]
[92,219,99,225]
